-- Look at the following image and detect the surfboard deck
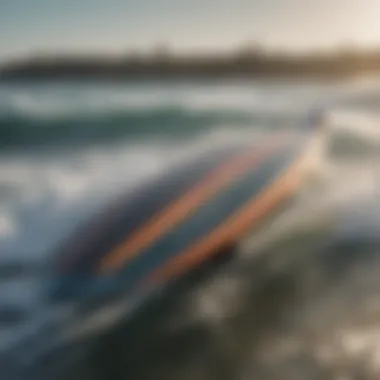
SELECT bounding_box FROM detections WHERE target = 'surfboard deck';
[50,126,324,306]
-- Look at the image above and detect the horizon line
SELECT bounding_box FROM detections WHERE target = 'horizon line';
[2,41,380,65]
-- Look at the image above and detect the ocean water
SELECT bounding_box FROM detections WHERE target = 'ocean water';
[1,78,380,378]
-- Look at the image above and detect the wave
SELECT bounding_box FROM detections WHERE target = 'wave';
[0,82,318,117]
[0,81,319,148]
[0,106,301,148]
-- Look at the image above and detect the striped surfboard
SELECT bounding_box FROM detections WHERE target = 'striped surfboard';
[50,125,324,308]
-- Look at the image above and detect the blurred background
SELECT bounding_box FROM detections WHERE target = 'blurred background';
[1,1,380,379]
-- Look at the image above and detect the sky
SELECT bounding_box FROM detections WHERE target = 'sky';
[1,0,380,61]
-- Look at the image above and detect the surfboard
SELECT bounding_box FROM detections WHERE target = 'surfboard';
[50,124,324,305]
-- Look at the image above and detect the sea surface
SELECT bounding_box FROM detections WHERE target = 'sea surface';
[1,78,380,378]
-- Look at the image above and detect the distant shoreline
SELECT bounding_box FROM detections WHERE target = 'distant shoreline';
[1,49,380,81]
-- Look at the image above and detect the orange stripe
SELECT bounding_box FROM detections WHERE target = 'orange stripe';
[99,134,286,274]
[145,134,314,285]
